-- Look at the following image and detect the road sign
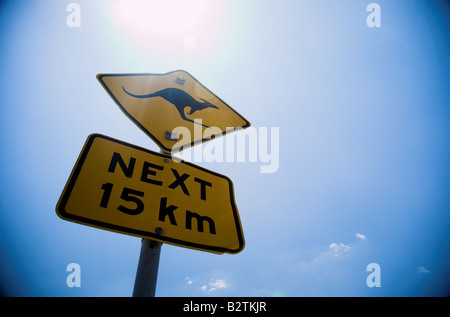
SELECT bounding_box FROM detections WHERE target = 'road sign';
[56,133,245,254]
[97,70,250,153]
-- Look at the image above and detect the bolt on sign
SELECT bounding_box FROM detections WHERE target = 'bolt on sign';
[96,70,251,153]
[56,134,245,254]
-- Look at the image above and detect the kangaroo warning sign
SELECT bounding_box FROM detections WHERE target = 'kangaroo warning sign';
[56,134,245,254]
[97,70,250,153]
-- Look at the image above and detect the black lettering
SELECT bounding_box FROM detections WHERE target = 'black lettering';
[158,197,178,226]
[141,161,163,186]
[194,177,212,200]
[100,183,113,208]
[185,210,216,234]
[168,169,190,196]
[117,187,144,215]
[108,152,136,178]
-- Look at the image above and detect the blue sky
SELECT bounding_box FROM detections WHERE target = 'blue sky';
[0,0,449,296]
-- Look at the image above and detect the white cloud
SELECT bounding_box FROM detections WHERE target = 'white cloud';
[417,266,430,274]
[210,279,229,289]
[199,278,230,292]
[185,277,193,285]
[288,239,361,278]
[328,242,351,256]
[289,235,370,280]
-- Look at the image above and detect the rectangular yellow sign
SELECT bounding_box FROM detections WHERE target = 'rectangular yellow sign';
[56,134,245,254]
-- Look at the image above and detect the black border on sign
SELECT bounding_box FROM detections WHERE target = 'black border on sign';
[56,133,245,254]
[96,70,251,153]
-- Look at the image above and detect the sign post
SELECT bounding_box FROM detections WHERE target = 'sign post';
[57,70,250,297]
[132,150,166,298]
[132,238,162,297]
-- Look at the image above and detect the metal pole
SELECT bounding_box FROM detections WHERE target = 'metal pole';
[132,238,162,297]
[132,149,169,297]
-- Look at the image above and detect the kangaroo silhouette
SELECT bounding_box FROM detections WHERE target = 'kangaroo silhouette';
[122,87,219,127]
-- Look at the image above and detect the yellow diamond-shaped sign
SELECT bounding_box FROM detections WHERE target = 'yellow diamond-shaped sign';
[97,70,250,153]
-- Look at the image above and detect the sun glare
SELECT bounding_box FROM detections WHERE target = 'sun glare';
[111,0,225,53]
